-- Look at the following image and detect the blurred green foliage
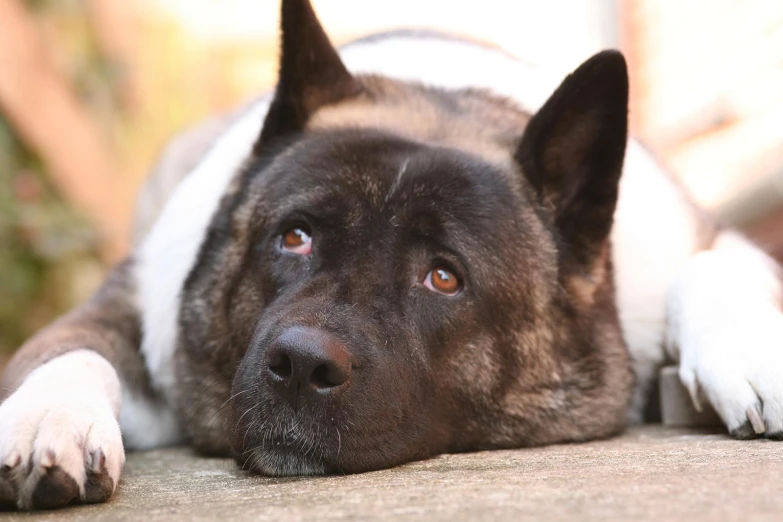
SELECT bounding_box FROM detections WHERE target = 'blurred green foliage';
[0,0,111,356]
[0,116,101,356]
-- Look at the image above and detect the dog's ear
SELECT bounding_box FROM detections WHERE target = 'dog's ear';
[255,0,360,152]
[516,51,628,284]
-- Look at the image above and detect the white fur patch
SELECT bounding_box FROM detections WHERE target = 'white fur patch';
[135,98,270,398]
[611,143,705,421]
[341,36,561,113]
[666,232,783,434]
[118,386,182,450]
[0,350,124,509]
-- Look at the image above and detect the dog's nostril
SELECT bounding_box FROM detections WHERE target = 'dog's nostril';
[264,326,353,409]
[267,352,292,379]
[311,361,351,389]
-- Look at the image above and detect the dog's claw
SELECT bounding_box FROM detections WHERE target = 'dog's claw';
[2,453,21,471]
[39,449,56,469]
[747,406,766,435]
[87,449,106,474]
[686,380,703,413]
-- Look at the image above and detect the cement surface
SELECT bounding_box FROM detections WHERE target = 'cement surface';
[2,426,781,521]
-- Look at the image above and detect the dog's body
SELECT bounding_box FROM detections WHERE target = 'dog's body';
[3,1,783,511]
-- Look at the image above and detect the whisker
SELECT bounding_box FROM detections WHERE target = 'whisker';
[234,403,258,438]
[206,388,254,428]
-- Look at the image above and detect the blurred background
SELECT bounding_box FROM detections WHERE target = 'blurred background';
[2,0,783,365]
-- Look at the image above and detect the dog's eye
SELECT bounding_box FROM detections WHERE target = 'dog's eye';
[281,225,312,255]
[424,266,462,296]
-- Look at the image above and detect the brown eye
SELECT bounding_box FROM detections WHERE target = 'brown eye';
[424,266,462,296]
[281,226,312,255]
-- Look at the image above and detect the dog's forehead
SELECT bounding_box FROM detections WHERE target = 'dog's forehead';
[308,74,532,167]
[264,128,524,228]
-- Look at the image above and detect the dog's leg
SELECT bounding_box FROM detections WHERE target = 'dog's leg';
[667,231,783,439]
[0,261,172,510]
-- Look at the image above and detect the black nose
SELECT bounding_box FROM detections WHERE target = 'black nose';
[264,327,352,411]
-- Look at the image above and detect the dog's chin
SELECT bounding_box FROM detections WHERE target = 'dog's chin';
[234,426,337,476]
[233,422,423,476]
[240,448,327,476]
[236,432,438,476]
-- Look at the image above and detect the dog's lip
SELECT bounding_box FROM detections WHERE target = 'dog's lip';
[241,430,338,474]
[242,446,328,476]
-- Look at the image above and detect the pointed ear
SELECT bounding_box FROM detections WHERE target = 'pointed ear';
[254,0,361,152]
[516,50,628,278]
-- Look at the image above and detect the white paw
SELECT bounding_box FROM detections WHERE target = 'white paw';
[675,307,783,439]
[668,237,783,440]
[0,350,124,510]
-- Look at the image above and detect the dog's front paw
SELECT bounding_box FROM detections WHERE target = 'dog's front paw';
[0,350,124,510]
[674,307,783,440]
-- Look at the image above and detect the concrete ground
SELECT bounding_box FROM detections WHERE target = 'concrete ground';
[2,426,781,521]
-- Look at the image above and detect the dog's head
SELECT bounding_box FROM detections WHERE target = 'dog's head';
[176,0,633,474]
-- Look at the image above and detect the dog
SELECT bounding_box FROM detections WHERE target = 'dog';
[2,0,783,511]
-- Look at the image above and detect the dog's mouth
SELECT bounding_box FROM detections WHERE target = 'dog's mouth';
[234,421,339,476]
[240,445,327,476]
